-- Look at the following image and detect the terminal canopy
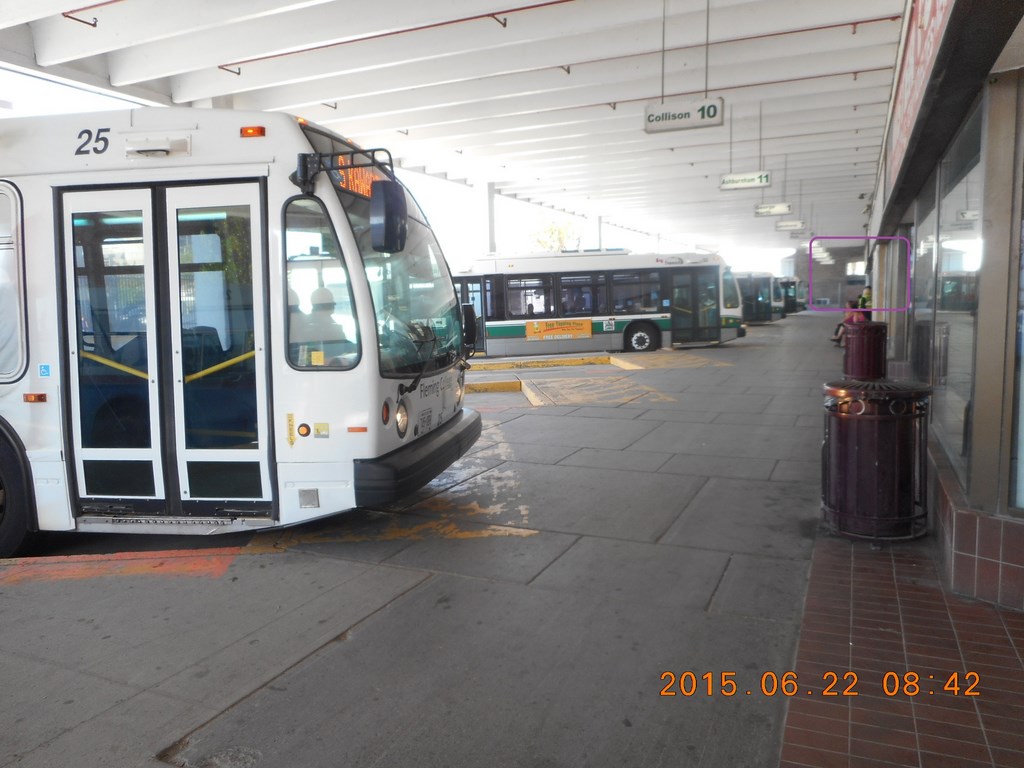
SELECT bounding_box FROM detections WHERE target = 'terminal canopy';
[0,0,907,248]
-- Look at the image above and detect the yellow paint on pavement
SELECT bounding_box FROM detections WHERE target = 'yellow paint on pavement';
[0,547,242,585]
[470,355,611,371]
[466,380,524,393]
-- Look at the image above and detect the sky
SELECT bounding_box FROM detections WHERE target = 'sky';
[0,66,791,274]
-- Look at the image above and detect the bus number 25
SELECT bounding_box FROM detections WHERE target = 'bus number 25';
[75,128,111,155]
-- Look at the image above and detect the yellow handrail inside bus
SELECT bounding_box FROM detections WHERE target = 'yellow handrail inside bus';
[79,349,256,384]
[79,350,149,381]
[184,350,256,384]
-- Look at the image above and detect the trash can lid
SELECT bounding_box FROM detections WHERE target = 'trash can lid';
[823,378,932,398]
[843,321,887,331]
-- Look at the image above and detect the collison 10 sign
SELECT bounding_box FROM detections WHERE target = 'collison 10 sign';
[644,97,724,133]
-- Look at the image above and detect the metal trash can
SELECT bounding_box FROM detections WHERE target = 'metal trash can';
[822,378,931,540]
[843,321,887,380]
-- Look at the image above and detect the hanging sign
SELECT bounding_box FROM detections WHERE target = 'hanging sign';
[775,220,806,231]
[754,202,792,216]
[644,97,724,133]
[720,171,770,190]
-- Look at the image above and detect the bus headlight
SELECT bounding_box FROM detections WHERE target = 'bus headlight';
[455,371,465,408]
[395,400,409,438]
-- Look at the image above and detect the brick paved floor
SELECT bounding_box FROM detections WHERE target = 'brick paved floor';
[780,537,1024,767]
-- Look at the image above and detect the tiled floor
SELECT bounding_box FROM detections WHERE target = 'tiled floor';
[781,536,1024,767]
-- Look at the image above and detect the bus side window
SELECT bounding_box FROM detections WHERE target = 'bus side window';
[507,275,552,318]
[284,197,360,369]
[0,185,26,381]
[558,273,605,316]
[484,276,504,321]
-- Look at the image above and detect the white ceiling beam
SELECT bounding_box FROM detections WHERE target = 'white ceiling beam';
[407,127,884,180]
[202,5,898,110]
[169,0,664,102]
[490,172,878,215]
[425,126,881,178]
[239,24,896,115]
[607,193,869,214]
[309,65,895,138]
[379,105,889,165]
[283,49,896,158]
[0,27,171,106]
[107,0,579,86]
[496,167,877,204]
[353,84,892,150]
[0,0,905,251]
[166,0,902,103]
[493,154,881,197]
[0,0,74,29]
[333,75,888,159]
[31,0,338,66]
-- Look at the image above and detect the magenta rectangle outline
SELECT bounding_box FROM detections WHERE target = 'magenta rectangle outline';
[807,236,911,312]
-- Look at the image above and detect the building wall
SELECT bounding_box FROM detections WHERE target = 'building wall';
[792,246,867,309]
[875,4,1024,611]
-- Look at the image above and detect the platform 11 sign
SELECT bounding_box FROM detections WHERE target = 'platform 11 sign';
[720,171,771,190]
[644,97,724,133]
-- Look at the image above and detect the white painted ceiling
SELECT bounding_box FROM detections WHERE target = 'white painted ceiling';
[0,0,906,251]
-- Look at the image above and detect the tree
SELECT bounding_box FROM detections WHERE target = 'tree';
[533,220,580,251]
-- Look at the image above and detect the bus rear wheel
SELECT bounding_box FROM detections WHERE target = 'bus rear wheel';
[0,439,31,558]
[625,323,658,353]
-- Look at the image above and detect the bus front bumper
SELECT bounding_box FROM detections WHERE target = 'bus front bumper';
[353,407,482,507]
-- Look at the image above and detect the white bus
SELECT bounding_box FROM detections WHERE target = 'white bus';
[0,107,480,556]
[453,250,744,356]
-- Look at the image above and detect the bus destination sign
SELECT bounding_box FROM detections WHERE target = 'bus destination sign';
[754,202,792,216]
[720,171,771,190]
[775,220,806,231]
[644,97,724,134]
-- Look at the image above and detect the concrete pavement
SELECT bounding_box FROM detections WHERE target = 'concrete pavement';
[1,312,842,768]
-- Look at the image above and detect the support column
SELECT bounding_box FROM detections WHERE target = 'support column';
[486,182,497,254]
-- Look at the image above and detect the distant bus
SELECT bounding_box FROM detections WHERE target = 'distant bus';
[937,271,977,312]
[778,278,807,314]
[0,107,480,556]
[734,272,785,323]
[453,250,744,356]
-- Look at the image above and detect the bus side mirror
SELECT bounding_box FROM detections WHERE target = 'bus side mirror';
[370,180,407,253]
[462,303,478,347]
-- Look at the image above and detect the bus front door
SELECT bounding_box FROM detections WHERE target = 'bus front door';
[63,185,273,518]
[670,267,721,345]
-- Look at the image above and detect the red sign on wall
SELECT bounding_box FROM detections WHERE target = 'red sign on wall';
[886,0,956,192]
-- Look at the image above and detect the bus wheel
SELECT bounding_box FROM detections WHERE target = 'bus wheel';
[0,439,31,558]
[625,323,658,353]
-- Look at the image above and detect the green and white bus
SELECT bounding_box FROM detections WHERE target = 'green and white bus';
[734,271,786,323]
[0,107,480,556]
[453,250,744,356]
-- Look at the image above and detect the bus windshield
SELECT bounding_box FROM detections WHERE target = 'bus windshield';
[301,127,460,377]
[344,193,460,377]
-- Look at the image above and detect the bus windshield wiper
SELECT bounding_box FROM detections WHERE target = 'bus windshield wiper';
[398,324,437,396]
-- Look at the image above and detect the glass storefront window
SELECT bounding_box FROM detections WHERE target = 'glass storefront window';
[934,107,982,486]
[909,171,938,385]
[1016,255,1024,507]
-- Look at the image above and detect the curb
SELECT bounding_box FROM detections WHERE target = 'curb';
[464,378,553,406]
